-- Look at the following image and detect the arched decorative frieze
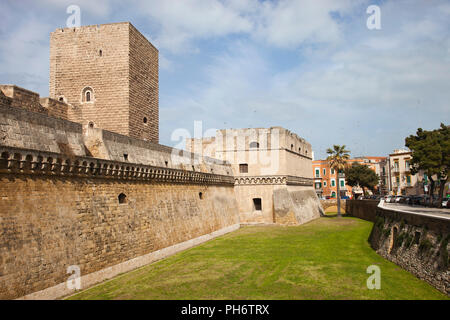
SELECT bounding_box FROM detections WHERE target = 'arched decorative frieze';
[0,146,234,186]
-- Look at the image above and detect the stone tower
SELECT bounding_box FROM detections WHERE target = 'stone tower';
[49,22,158,142]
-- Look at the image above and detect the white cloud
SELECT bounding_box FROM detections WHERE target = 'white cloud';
[134,0,253,52]
[134,0,363,52]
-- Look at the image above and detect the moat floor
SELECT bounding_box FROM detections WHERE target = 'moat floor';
[68,217,447,300]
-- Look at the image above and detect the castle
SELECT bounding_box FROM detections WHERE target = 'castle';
[0,22,321,299]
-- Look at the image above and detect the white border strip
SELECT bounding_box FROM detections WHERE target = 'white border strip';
[18,223,240,300]
[378,200,450,221]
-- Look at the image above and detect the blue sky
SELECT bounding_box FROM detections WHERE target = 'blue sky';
[1,0,449,159]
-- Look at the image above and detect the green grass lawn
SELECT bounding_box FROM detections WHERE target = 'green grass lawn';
[68,217,448,300]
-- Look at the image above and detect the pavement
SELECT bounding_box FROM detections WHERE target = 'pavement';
[382,202,450,220]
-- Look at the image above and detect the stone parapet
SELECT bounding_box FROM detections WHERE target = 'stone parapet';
[0,145,234,186]
[234,175,313,186]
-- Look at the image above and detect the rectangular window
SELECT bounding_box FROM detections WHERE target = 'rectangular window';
[323,168,326,176]
[331,179,336,187]
[331,169,335,175]
[315,168,320,178]
[406,175,411,183]
[239,163,248,173]
[323,181,327,187]
[253,198,262,211]
[340,180,345,187]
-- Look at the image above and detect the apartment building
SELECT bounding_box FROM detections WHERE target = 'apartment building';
[312,156,387,199]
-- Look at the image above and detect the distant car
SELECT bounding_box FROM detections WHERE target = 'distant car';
[419,195,430,206]
[442,199,448,208]
[398,196,407,203]
[408,195,421,205]
[411,196,422,205]
[403,196,412,204]
[431,198,442,208]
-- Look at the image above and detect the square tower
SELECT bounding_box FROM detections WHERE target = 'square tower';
[49,22,158,142]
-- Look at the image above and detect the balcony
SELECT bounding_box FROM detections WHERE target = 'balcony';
[392,167,400,174]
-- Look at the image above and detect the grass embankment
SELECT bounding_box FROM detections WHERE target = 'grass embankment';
[68,217,447,300]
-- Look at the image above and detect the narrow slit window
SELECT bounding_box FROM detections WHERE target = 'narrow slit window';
[253,198,262,211]
[118,193,127,204]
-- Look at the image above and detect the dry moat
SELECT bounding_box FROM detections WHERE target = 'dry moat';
[68,217,447,300]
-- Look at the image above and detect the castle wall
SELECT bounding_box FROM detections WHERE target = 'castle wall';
[0,104,86,156]
[0,144,239,299]
[234,184,275,224]
[0,101,230,175]
[0,171,239,299]
[0,96,238,299]
[0,85,49,115]
[39,97,69,121]
[273,186,322,225]
[281,148,313,177]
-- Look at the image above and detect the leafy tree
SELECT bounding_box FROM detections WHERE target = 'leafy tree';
[326,145,350,217]
[405,123,449,207]
[345,162,379,198]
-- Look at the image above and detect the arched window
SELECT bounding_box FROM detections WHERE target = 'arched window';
[331,192,336,198]
[82,87,94,103]
[250,141,259,148]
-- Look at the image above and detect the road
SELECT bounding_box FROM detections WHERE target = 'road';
[382,202,450,220]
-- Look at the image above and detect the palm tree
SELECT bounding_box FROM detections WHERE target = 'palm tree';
[326,145,350,217]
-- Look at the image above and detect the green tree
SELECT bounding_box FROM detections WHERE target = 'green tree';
[405,123,449,207]
[344,162,380,198]
[326,145,350,217]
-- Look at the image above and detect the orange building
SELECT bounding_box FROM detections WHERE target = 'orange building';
[312,156,386,199]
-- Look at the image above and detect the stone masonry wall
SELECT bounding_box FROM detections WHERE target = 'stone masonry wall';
[128,23,158,142]
[274,186,322,225]
[346,199,378,221]
[320,199,347,213]
[40,97,69,121]
[50,23,131,137]
[0,172,239,299]
[369,205,449,295]
[49,22,159,142]
[0,104,86,156]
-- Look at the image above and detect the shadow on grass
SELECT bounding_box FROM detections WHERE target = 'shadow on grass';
[322,212,350,218]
